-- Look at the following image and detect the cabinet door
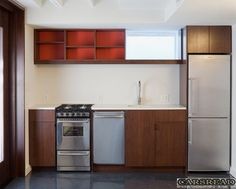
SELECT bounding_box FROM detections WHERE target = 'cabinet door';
[155,122,186,167]
[125,111,156,167]
[29,110,55,167]
[187,26,209,53]
[209,26,231,53]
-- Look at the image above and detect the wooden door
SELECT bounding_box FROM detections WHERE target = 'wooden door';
[187,26,209,53]
[29,110,56,167]
[209,26,231,53]
[125,111,156,167]
[0,7,11,185]
[155,122,186,167]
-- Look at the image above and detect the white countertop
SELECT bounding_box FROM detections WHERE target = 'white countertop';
[28,104,59,110]
[91,104,186,110]
[28,104,186,110]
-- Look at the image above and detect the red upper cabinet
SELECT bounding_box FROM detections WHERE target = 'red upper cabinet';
[35,29,126,63]
[35,30,65,61]
[96,30,125,60]
[187,26,231,54]
[66,30,95,60]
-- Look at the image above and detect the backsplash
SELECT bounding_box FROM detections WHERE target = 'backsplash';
[25,64,180,106]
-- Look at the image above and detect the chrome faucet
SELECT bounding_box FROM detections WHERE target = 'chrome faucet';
[138,80,141,105]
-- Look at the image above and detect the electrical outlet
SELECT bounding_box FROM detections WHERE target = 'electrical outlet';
[44,94,48,103]
[160,94,169,103]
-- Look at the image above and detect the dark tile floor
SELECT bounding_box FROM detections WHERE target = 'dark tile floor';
[4,170,232,189]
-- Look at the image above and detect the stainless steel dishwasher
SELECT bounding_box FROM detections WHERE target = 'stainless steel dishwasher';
[93,111,124,164]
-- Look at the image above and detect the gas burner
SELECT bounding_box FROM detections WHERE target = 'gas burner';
[64,105,72,110]
[56,104,93,118]
[80,105,87,110]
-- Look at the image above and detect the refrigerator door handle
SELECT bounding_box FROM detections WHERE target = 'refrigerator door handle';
[188,78,193,116]
[189,78,198,116]
[188,120,193,145]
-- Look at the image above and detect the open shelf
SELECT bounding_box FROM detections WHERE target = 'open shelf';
[35,29,126,63]
[96,30,125,47]
[37,44,64,60]
[67,47,95,60]
[66,30,95,46]
[36,30,65,43]
[96,47,125,60]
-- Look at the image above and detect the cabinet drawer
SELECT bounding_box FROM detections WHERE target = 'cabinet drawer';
[29,110,55,122]
[155,110,186,122]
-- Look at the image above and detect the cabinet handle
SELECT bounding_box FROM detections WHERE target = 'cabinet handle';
[154,124,160,153]
[154,123,159,131]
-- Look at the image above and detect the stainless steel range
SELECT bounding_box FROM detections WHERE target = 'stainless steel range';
[56,104,92,171]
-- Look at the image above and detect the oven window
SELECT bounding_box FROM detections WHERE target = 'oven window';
[63,126,83,136]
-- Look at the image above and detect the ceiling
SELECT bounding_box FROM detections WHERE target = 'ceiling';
[10,0,236,28]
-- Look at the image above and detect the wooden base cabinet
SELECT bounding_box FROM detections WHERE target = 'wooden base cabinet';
[29,110,56,167]
[125,110,186,168]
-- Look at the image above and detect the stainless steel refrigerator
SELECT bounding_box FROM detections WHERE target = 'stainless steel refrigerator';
[188,55,231,171]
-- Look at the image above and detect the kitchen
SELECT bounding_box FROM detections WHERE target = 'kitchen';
[1,0,236,188]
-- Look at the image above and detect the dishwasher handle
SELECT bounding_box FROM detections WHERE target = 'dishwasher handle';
[94,111,124,119]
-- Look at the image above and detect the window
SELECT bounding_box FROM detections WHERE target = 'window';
[0,28,3,163]
[126,30,181,60]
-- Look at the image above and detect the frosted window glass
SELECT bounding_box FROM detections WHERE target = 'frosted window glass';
[0,28,3,163]
[126,31,180,59]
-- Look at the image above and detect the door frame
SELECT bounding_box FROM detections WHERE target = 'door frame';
[0,0,25,178]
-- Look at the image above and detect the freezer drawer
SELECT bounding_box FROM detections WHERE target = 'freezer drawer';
[188,118,230,171]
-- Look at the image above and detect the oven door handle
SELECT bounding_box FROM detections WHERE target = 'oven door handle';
[57,151,89,156]
[57,120,89,124]
[57,122,63,147]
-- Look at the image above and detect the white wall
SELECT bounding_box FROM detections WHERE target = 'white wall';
[230,25,236,177]
[25,25,180,174]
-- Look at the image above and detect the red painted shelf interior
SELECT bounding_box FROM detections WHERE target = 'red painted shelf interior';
[96,30,125,46]
[37,31,64,42]
[96,47,125,60]
[67,30,95,46]
[38,44,64,60]
[35,29,125,62]
[67,47,95,60]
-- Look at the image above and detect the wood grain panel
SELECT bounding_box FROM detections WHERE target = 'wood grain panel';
[125,110,187,168]
[29,110,55,167]
[125,111,156,167]
[29,110,55,122]
[156,110,186,122]
[187,26,209,53]
[209,26,231,53]
[155,122,186,166]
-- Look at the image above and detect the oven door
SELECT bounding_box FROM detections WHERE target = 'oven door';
[57,118,90,151]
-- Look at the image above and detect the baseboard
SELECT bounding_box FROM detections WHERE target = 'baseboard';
[25,165,32,176]
[93,164,185,173]
[230,168,236,178]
